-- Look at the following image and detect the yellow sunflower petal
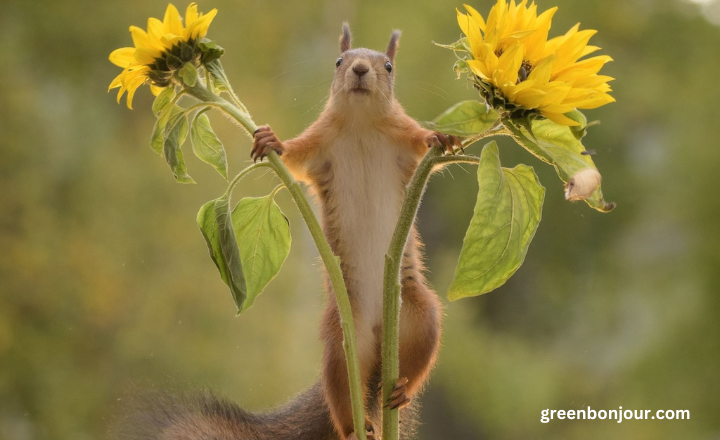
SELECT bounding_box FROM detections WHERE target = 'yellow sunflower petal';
[538,83,571,107]
[510,78,537,94]
[496,41,524,84]
[458,9,485,59]
[160,34,184,49]
[134,47,162,65]
[467,59,491,79]
[553,55,613,81]
[553,29,597,71]
[116,81,127,104]
[542,110,581,126]
[150,84,165,96]
[463,4,486,32]
[108,69,127,91]
[187,8,217,39]
[129,25,159,52]
[581,45,601,58]
[147,17,164,39]
[457,8,471,37]
[163,3,184,36]
[514,87,548,108]
[525,7,557,60]
[508,29,536,40]
[567,92,615,109]
[125,75,147,109]
[594,83,613,93]
[544,23,579,56]
[527,55,555,84]
[455,8,474,37]
[109,47,136,68]
[572,74,614,89]
[186,3,199,25]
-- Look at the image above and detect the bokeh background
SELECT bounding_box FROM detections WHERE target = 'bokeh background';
[2,0,720,439]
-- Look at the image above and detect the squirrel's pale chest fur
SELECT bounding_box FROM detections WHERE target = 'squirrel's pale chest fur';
[318,124,410,327]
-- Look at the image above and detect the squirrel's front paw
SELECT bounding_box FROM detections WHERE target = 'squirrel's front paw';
[425,131,462,154]
[252,125,284,162]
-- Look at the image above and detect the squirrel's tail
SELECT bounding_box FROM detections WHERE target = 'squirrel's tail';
[112,380,338,440]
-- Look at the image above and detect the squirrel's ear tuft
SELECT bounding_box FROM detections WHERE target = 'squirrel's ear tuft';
[340,22,352,53]
[386,30,401,62]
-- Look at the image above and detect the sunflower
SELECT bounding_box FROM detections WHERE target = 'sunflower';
[108,3,218,109]
[456,0,614,126]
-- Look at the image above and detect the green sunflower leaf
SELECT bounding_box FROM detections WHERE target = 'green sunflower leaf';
[190,112,228,180]
[448,142,545,301]
[162,110,194,184]
[231,194,291,312]
[197,197,247,312]
[205,60,230,93]
[199,40,225,65]
[504,111,615,212]
[150,102,180,155]
[426,100,499,137]
[197,192,291,314]
[151,87,175,116]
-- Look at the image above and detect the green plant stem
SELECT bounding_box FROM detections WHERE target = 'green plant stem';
[184,85,256,138]
[267,152,368,440]
[460,121,507,148]
[185,83,368,440]
[222,162,272,199]
[381,149,481,440]
[381,147,442,439]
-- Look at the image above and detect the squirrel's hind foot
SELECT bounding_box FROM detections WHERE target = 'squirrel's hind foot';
[382,376,411,410]
[348,418,376,440]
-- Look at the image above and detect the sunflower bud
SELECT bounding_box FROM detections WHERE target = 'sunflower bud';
[565,168,602,201]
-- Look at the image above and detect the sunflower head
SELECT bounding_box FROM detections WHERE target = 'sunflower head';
[108,3,222,109]
[451,0,615,126]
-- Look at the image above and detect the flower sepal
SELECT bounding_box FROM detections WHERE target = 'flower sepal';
[435,37,471,53]
[178,62,198,87]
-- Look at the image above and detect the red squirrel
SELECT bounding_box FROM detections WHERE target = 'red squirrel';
[116,24,459,440]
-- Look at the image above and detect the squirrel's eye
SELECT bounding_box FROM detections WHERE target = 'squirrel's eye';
[336,57,343,68]
[385,61,393,73]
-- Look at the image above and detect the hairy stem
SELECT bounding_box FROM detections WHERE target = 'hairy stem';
[185,83,368,440]
[222,162,272,199]
[381,147,442,439]
[381,149,481,440]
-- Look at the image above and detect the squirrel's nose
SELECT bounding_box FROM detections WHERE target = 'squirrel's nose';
[352,64,369,77]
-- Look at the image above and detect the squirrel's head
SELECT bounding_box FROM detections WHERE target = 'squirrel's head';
[329,23,400,112]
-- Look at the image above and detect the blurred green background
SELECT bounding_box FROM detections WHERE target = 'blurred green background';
[2,0,720,439]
